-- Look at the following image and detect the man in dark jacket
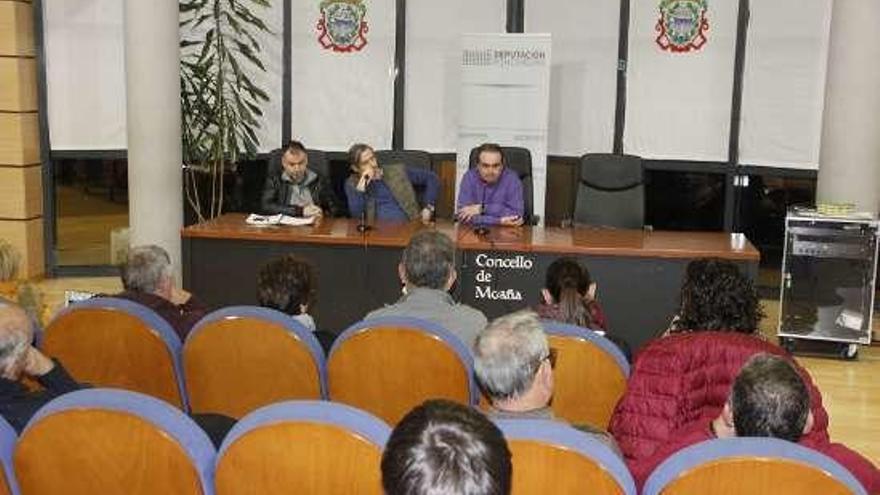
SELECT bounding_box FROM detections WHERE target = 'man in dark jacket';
[261,140,339,217]
[112,245,208,341]
[0,303,80,432]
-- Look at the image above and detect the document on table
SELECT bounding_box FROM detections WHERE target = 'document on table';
[245,213,315,226]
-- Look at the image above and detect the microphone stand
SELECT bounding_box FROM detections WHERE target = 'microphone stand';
[356,180,372,233]
[473,185,490,236]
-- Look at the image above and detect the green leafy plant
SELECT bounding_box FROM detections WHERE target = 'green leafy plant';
[180,0,272,222]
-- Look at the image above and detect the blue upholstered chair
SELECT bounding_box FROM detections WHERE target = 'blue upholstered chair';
[496,418,636,494]
[15,389,215,495]
[542,321,630,429]
[642,437,868,495]
[184,306,326,418]
[0,417,18,495]
[215,400,390,495]
[42,297,188,409]
[328,316,476,424]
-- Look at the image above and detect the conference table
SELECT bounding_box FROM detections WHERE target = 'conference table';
[182,214,760,350]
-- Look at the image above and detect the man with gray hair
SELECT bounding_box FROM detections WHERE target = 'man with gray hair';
[0,303,80,432]
[474,310,620,454]
[365,230,487,347]
[111,245,207,340]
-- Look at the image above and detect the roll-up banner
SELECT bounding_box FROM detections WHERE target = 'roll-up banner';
[456,33,552,226]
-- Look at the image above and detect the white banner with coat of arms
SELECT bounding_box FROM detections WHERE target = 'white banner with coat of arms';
[624,0,739,161]
[291,0,396,150]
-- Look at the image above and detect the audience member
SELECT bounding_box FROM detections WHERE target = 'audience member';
[0,303,80,432]
[456,143,524,226]
[257,254,335,352]
[382,399,512,495]
[366,230,487,348]
[535,257,631,361]
[0,240,50,327]
[634,355,879,492]
[344,143,438,223]
[112,245,208,341]
[260,139,340,217]
[474,310,620,454]
[609,258,830,468]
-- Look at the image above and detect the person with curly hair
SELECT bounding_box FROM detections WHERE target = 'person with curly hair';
[256,254,335,352]
[0,241,50,328]
[608,258,833,481]
[669,258,765,333]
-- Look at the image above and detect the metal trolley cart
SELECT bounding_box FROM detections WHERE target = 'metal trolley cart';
[777,210,879,359]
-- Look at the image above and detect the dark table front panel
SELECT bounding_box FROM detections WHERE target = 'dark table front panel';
[183,216,760,351]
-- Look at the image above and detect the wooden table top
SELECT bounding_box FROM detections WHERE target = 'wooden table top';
[182,213,760,261]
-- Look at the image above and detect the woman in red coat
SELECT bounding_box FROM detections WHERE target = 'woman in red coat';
[608,259,831,472]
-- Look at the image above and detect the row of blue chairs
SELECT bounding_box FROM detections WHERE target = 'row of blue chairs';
[42,298,630,426]
[0,389,864,495]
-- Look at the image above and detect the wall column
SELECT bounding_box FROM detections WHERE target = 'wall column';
[0,0,43,278]
[123,0,183,277]
[817,0,880,215]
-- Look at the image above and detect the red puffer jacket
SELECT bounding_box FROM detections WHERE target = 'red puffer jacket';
[609,331,830,464]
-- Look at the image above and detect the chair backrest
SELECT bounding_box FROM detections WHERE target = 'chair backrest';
[575,153,644,229]
[468,146,535,224]
[375,149,433,172]
[42,297,188,409]
[496,419,636,495]
[642,438,868,495]
[183,306,325,419]
[543,321,629,429]
[327,316,476,424]
[15,389,216,495]
[215,400,390,495]
[0,417,18,495]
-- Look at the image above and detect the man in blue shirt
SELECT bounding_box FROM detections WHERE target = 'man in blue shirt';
[456,143,524,226]
[345,143,439,223]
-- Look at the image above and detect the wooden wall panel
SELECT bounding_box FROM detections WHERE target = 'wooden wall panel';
[0,1,34,57]
[0,112,40,165]
[435,160,457,220]
[0,218,43,277]
[0,166,42,218]
[0,57,37,111]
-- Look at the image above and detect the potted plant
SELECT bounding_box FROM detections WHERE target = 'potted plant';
[179,0,273,223]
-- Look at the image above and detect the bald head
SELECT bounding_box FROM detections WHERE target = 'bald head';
[0,304,32,380]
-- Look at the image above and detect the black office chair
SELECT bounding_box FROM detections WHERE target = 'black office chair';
[375,150,433,172]
[573,153,644,229]
[468,146,538,225]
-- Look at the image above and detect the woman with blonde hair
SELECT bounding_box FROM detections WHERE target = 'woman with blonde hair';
[0,241,49,327]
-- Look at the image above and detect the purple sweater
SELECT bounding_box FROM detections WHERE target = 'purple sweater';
[456,167,524,225]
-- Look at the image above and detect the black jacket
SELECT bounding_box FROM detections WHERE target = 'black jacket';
[260,167,341,217]
[0,360,82,432]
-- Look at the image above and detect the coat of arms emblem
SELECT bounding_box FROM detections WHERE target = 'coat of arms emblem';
[656,0,709,53]
[317,0,368,53]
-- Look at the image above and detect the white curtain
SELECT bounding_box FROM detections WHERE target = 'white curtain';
[403,1,505,152]
[44,0,126,150]
[624,0,739,161]
[291,0,396,151]
[44,0,282,153]
[739,0,832,170]
[525,0,619,155]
